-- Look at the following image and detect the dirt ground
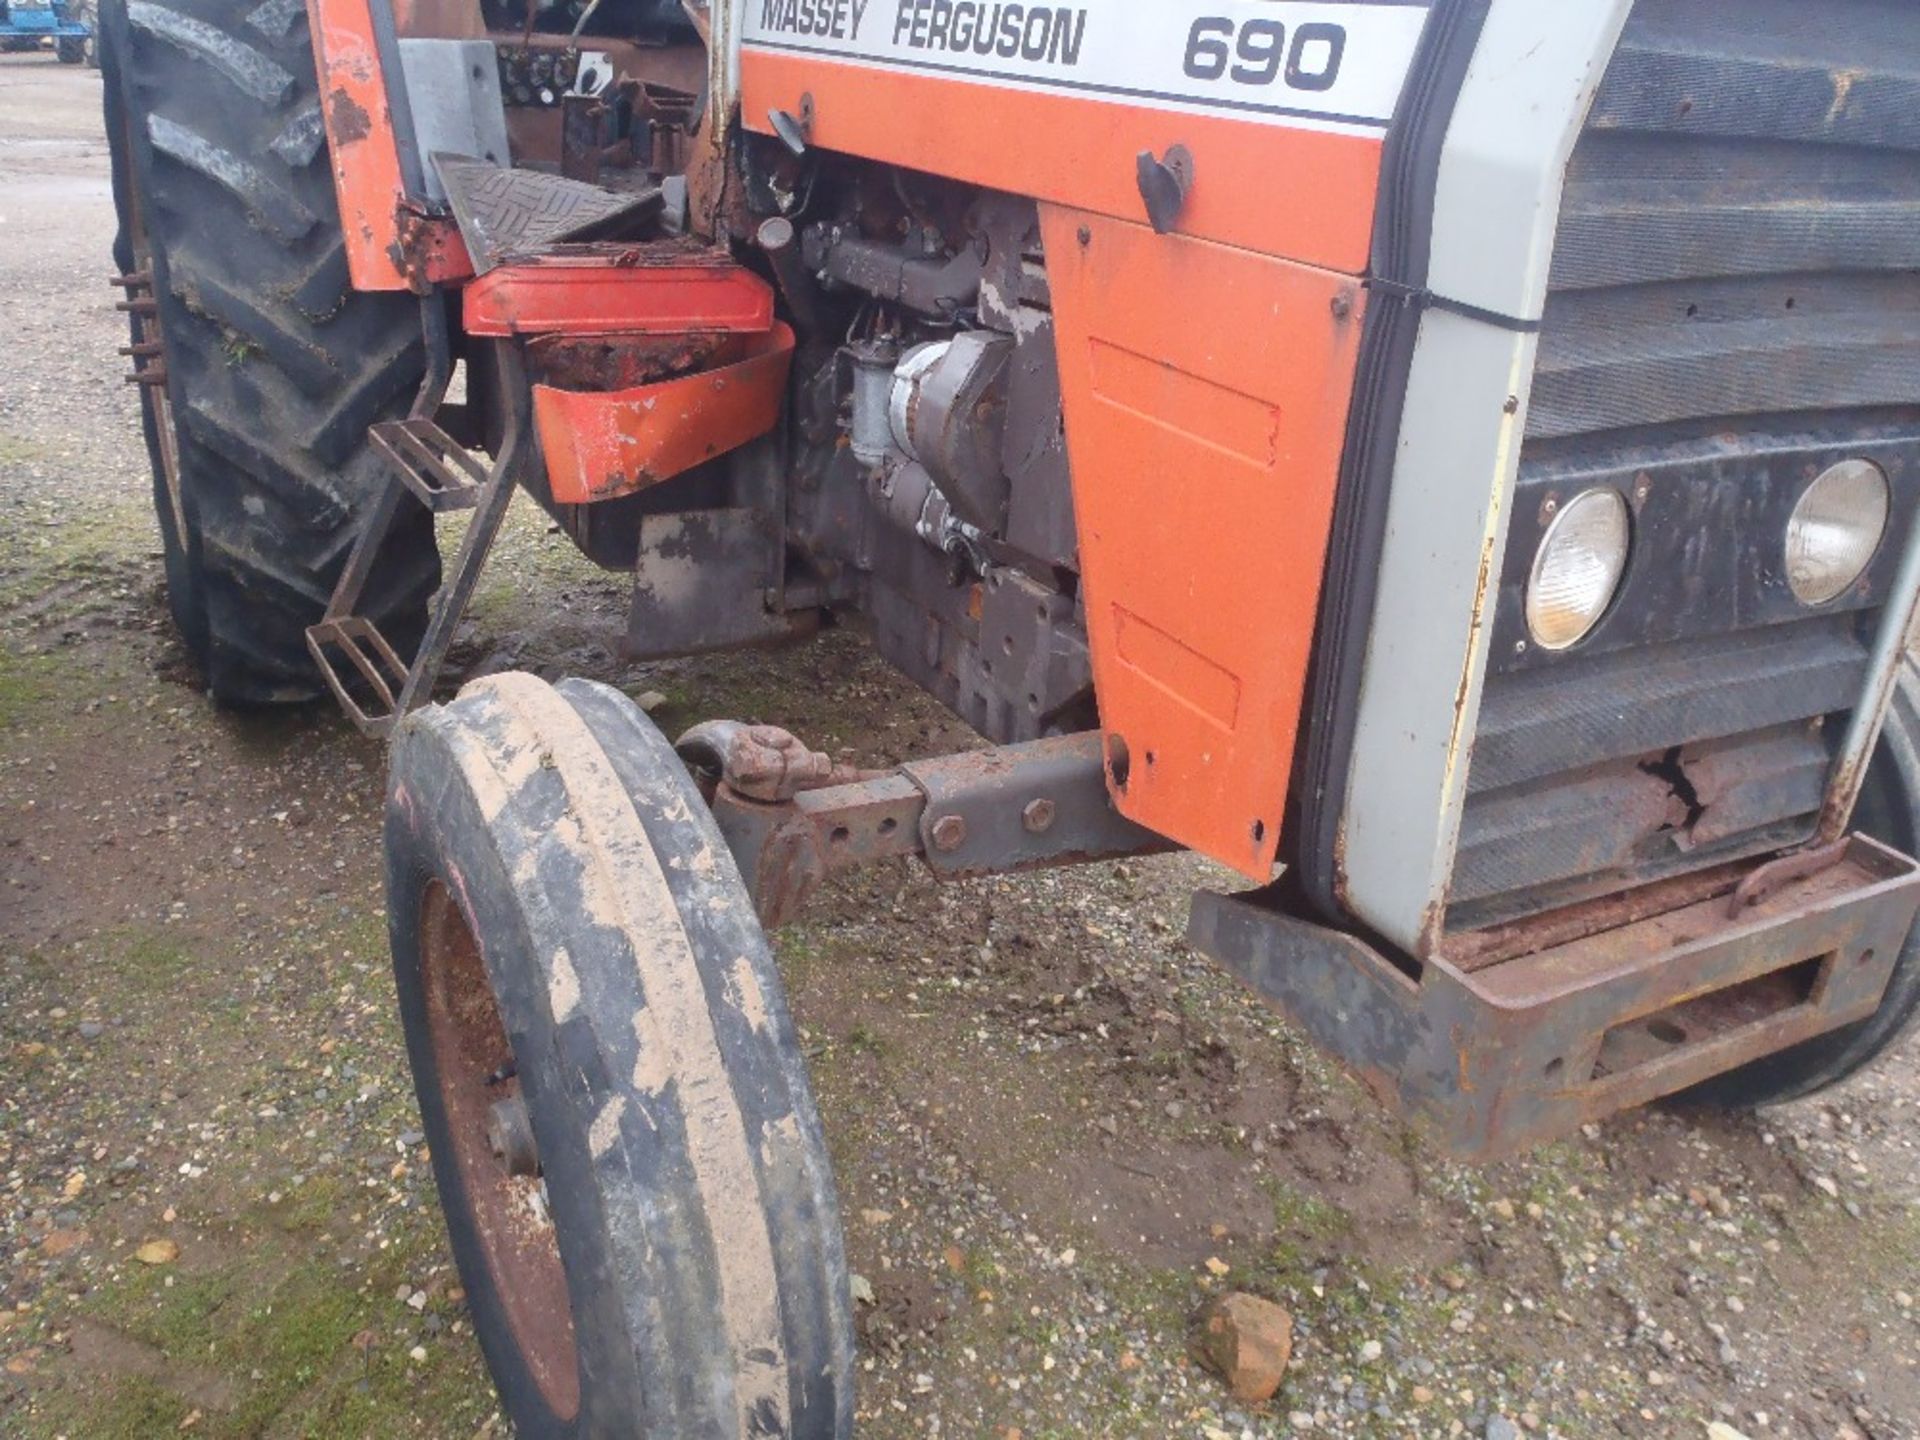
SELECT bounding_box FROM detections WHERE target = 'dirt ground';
[2,52,1918,1440]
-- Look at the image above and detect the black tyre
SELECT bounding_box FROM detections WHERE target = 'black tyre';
[1686,658,1920,1108]
[101,0,438,704]
[386,673,855,1438]
[57,33,86,62]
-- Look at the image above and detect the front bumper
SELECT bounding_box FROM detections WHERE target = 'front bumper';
[1190,835,1920,1159]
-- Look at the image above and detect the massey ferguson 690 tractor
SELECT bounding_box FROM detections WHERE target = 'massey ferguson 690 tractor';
[101,0,1920,1431]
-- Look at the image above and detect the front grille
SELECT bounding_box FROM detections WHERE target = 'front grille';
[1454,0,1920,929]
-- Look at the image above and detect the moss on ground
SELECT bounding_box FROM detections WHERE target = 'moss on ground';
[0,647,56,730]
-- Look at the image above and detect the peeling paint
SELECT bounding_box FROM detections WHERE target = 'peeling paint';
[325,86,371,144]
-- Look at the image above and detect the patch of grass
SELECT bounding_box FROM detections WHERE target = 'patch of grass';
[220,333,263,367]
[253,1172,352,1237]
[70,1230,490,1440]
[0,431,48,466]
[1261,1175,1351,1274]
[90,1260,241,1360]
[221,1267,380,1433]
[113,928,198,986]
[0,647,56,729]
[37,1374,192,1439]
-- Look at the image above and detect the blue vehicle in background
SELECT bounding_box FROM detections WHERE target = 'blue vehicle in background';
[0,0,92,65]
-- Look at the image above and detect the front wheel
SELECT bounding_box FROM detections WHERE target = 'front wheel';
[1685,658,1920,1108]
[386,673,855,1438]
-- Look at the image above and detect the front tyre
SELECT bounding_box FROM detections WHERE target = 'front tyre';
[1686,659,1920,1108]
[385,674,855,1438]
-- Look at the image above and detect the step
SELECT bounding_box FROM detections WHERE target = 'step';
[305,615,411,735]
[431,152,663,274]
[369,417,490,512]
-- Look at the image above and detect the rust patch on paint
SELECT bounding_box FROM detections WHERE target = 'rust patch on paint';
[327,87,372,144]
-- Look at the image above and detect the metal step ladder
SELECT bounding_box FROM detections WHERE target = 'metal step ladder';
[305,330,531,737]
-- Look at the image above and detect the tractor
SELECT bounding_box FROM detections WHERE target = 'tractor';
[100,0,1920,1433]
[2,0,92,62]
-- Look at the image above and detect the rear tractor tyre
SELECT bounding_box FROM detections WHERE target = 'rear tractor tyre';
[385,673,855,1439]
[57,34,86,62]
[100,0,439,704]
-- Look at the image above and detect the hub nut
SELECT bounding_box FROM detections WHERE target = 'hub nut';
[930,814,967,852]
[486,1095,541,1178]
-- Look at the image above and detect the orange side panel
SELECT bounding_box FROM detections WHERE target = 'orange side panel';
[741,50,1384,273]
[1039,207,1367,880]
[306,0,410,291]
[535,324,797,504]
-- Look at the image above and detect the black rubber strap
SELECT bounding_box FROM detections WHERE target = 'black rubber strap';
[1365,275,1544,334]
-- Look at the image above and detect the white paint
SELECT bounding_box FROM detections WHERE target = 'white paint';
[1335,0,1633,951]
[743,0,1432,134]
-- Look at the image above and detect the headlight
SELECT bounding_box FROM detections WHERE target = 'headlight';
[1787,459,1889,606]
[1526,488,1630,651]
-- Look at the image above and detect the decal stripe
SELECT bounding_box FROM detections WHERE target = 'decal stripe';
[744,35,1395,131]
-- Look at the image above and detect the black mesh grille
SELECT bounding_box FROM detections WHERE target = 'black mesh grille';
[1454,0,1920,929]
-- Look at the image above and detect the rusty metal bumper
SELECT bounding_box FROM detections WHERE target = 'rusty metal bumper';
[1188,835,1920,1159]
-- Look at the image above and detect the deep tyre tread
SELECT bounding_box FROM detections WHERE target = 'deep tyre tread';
[386,674,855,1439]
[101,0,438,705]
[1685,658,1920,1108]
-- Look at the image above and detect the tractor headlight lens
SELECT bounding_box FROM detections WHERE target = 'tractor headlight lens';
[1526,488,1630,651]
[1786,459,1889,606]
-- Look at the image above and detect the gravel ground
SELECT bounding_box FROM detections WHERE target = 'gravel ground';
[3,53,1918,1440]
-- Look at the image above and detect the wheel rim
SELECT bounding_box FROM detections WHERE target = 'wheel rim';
[117,110,185,546]
[419,881,582,1422]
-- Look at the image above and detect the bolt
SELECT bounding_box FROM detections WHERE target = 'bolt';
[1021,798,1056,834]
[930,814,967,853]
[1330,292,1352,321]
